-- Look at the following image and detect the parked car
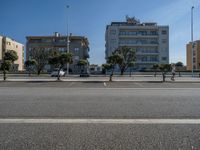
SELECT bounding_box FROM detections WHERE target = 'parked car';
[80,72,90,77]
[50,69,65,77]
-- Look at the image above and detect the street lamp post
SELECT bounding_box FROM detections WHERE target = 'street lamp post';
[66,5,70,75]
[191,6,194,77]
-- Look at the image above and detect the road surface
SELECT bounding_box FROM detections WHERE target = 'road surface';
[0,82,200,149]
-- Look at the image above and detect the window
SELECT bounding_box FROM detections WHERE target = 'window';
[119,31,125,35]
[45,48,52,51]
[162,39,167,44]
[30,39,42,43]
[150,31,157,35]
[58,47,65,52]
[150,56,158,62]
[74,56,79,61]
[150,40,158,44]
[138,31,147,35]
[111,39,116,44]
[75,48,79,52]
[42,39,52,43]
[129,31,137,35]
[58,39,66,42]
[110,30,116,35]
[16,45,18,48]
[141,57,147,62]
[162,57,167,61]
[162,30,167,35]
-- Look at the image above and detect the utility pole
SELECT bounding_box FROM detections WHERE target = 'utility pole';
[66,5,70,75]
[191,6,195,77]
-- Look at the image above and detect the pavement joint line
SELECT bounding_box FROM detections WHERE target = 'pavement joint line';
[1,119,200,124]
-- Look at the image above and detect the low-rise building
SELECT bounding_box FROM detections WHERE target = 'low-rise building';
[26,33,90,74]
[186,40,200,70]
[0,35,24,71]
[89,64,102,74]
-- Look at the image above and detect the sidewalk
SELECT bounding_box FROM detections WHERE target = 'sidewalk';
[0,75,200,83]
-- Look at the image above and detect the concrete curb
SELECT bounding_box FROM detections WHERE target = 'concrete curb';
[0,80,200,83]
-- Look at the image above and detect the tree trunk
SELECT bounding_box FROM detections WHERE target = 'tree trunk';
[57,69,61,81]
[3,70,6,81]
[162,73,166,82]
[37,69,41,76]
[109,68,114,82]
[120,68,125,76]
[28,68,31,77]
[154,71,157,77]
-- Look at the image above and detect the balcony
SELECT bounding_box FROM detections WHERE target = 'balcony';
[119,35,158,39]
[119,43,159,47]
[136,52,159,55]
[136,61,159,64]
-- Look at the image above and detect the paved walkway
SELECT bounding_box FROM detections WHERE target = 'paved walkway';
[0,75,200,82]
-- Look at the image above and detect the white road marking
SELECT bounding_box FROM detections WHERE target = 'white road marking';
[1,119,200,124]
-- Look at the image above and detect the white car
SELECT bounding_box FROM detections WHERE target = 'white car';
[50,69,66,77]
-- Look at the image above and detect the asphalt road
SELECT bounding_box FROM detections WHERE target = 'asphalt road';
[0,82,200,149]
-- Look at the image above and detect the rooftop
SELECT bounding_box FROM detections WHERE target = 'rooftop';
[26,33,89,44]
[109,16,158,27]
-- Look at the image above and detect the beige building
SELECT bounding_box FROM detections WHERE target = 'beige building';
[186,40,200,71]
[26,32,90,74]
[0,36,24,71]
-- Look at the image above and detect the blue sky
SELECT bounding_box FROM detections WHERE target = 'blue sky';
[0,0,200,65]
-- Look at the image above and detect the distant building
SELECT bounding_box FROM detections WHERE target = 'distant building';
[26,33,90,74]
[105,16,169,71]
[186,40,200,70]
[89,64,102,74]
[0,35,24,71]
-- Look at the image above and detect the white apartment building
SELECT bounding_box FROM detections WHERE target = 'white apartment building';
[105,16,169,71]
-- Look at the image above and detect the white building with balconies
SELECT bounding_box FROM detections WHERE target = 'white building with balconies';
[105,16,169,71]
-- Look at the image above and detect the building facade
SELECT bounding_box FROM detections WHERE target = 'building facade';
[26,33,90,74]
[0,35,24,71]
[89,64,102,74]
[105,16,169,71]
[186,40,200,70]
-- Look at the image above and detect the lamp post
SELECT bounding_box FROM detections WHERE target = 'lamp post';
[66,5,70,75]
[191,6,194,77]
